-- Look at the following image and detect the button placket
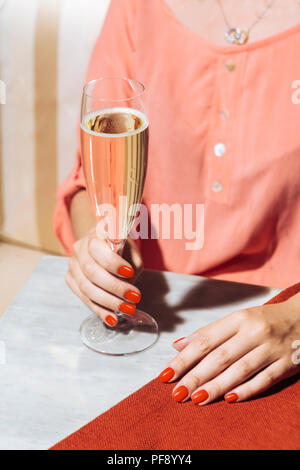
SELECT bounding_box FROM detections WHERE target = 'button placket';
[206,55,240,204]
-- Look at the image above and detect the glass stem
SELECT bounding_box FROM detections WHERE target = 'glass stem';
[107,239,127,322]
[107,240,125,255]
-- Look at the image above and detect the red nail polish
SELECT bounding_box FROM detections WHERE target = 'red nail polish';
[159,367,175,383]
[119,302,136,315]
[106,315,117,327]
[191,389,209,404]
[124,290,141,303]
[173,385,189,402]
[173,337,186,344]
[225,393,238,403]
[118,265,134,278]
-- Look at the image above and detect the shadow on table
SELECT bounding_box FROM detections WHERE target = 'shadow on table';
[136,270,272,333]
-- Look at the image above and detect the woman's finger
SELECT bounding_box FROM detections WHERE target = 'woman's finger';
[65,271,118,327]
[189,344,272,405]
[78,255,141,304]
[159,317,239,383]
[123,237,144,278]
[224,358,292,403]
[87,236,135,279]
[170,333,256,402]
[171,311,244,352]
[171,337,188,350]
[69,258,136,316]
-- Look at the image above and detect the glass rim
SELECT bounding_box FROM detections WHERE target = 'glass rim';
[82,76,145,103]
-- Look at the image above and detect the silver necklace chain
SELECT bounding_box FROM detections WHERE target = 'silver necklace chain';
[216,0,278,45]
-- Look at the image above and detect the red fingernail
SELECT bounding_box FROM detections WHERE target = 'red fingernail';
[119,302,136,315]
[106,315,117,327]
[124,290,141,303]
[173,385,189,402]
[159,367,175,383]
[191,389,209,404]
[225,393,238,403]
[118,265,134,278]
[173,337,186,344]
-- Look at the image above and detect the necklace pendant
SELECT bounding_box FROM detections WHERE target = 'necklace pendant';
[225,28,248,45]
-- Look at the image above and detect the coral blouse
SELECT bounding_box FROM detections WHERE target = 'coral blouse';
[54,0,300,289]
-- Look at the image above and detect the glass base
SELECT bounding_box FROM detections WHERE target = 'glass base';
[80,310,159,356]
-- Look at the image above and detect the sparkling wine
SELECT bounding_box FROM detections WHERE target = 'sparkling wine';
[80,107,149,245]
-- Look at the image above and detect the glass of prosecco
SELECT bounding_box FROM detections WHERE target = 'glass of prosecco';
[79,77,158,355]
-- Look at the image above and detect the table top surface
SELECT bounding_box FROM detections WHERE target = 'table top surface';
[0,256,280,450]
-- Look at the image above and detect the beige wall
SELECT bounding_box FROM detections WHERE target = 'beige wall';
[0,0,110,253]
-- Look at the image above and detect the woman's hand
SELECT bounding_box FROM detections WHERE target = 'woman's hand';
[66,227,143,327]
[159,293,300,404]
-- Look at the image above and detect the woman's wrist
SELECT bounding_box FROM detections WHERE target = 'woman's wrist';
[284,291,300,322]
[70,189,97,241]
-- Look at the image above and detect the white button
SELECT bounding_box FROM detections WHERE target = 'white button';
[214,143,226,157]
[212,181,223,193]
[220,109,229,120]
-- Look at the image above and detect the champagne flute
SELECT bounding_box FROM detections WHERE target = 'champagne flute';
[79,77,159,355]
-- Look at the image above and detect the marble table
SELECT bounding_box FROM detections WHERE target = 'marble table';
[0,256,280,450]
